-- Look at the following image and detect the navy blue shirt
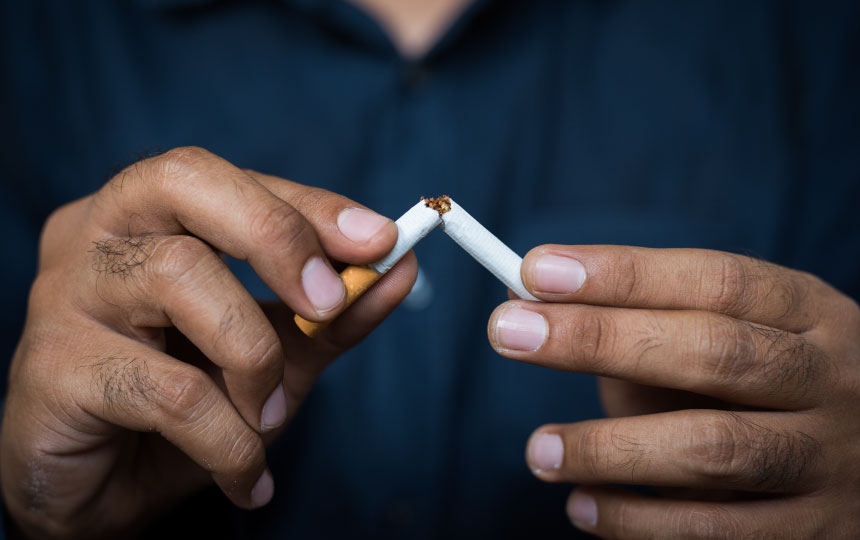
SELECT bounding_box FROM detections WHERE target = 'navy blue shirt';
[2,1,859,538]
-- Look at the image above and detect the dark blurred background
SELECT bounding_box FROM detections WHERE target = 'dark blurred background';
[1,1,859,538]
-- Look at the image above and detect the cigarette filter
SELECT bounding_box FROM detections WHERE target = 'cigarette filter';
[295,200,441,337]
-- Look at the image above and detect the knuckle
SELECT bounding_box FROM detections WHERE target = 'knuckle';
[248,202,311,250]
[613,252,642,305]
[234,330,283,375]
[39,200,88,267]
[158,146,213,175]
[40,202,74,244]
[158,366,215,419]
[147,146,214,192]
[688,415,749,484]
[569,308,614,372]
[223,429,265,478]
[576,425,607,476]
[611,502,642,539]
[760,273,802,324]
[576,422,648,481]
[700,253,751,315]
[690,413,820,491]
[289,186,329,212]
[697,317,756,385]
[762,334,824,400]
[835,294,860,329]
[624,312,665,376]
[148,236,212,286]
[679,506,744,540]
[27,269,86,331]
[29,270,63,310]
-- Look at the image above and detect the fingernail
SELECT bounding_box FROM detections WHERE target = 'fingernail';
[495,307,548,351]
[567,491,598,528]
[530,433,563,472]
[261,384,287,431]
[301,257,346,315]
[533,254,586,294]
[251,469,274,508]
[337,208,390,244]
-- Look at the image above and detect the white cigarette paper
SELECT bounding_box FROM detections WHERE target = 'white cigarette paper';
[440,200,539,301]
[369,200,441,274]
[296,196,537,337]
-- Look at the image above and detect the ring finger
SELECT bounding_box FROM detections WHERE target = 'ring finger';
[526,410,823,493]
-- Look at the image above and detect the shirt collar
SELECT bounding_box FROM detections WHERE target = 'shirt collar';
[133,0,497,61]
[132,0,338,10]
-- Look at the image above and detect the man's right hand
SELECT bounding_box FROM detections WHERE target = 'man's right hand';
[0,147,417,539]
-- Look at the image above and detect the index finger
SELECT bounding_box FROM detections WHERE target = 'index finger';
[521,245,833,332]
[91,147,397,322]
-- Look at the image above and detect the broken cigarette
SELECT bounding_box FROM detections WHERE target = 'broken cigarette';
[294,200,441,337]
[295,195,537,337]
[439,199,539,302]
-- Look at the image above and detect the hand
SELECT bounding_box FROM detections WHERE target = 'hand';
[0,147,417,539]
[488,245,860,539]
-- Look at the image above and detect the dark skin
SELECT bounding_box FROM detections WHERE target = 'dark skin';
[2,155,859,538]
[489,245,860,538]
[336,4,860,532]
[0,147,418,539]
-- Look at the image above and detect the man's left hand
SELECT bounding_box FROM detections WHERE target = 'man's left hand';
[488,245,860,539]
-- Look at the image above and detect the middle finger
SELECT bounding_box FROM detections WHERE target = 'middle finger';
[488,301,831,409]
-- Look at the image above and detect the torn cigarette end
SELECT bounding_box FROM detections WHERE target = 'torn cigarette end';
[422,195,451,216]
[294,265,382,337]
[296,194,537,338]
